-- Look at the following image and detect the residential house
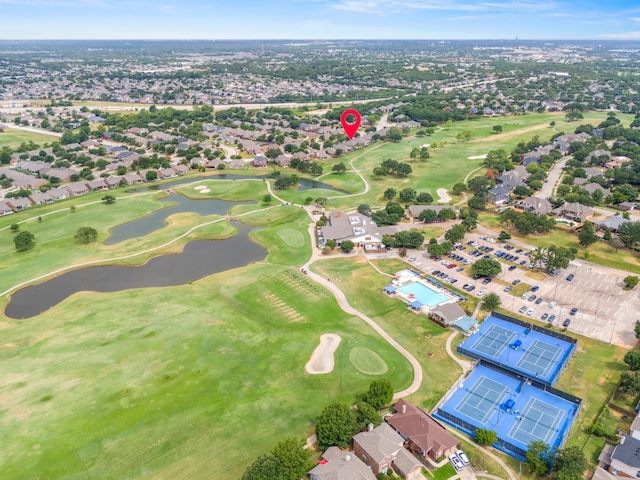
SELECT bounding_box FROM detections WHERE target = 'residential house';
[406,205,452,222]
[28,191,52,205]
[583,183,611,197]
[353,423,423,479]
[0,200,13,215]
[552,202,593,222]
[251,155,268,167]
[228,159,246,169]
[87,179,108,191]
[488,185,511,206]
[172,164,189,176]
[105,176,122,188]
[585,167,604,178]
[308,446,376,480]
[608,434,640,477]
[207,159,225,169]
[386,399,458,461]
[618,202,637,211]
[604,156,632,169]
[275,154,291,167]
[319,211,395,251]
[65,182,89,196]
[47,187,70,201]
[595,214,627,233]
[586,150,611,165]
[496,172,526,189]
[7,197,32,211]
[123,173,143,185]
[520,196,552,215]
[158,168,177,179]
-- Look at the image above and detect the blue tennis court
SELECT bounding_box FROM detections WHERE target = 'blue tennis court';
[434,364,580,460]
[458,314,576,386]
[470,324,516,359]
[517,340,563,379]
[454,375,509,424]
[508,398,564,446]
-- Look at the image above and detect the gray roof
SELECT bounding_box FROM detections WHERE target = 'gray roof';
[406,205,450,217]
[308,447,376,480]
[612,434,640,468]
[353,423,403,465]
[320,211,393,243]
[521,196,552,214]
[431,303,465,324]
[392,447,422,477]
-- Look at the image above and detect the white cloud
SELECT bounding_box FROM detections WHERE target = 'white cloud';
[323,0,557,13]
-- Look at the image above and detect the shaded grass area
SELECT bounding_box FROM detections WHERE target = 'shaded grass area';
[310,256,461,409]
[0,262,414,479]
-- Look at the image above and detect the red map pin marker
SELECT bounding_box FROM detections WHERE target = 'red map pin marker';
[340,109,361,140]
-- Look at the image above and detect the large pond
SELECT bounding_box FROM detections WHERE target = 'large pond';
[5,222,266,319]
[125,174,348,194]
[105,194,253,245]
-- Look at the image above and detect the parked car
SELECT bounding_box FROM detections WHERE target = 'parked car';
[508,265,517,271]
[521,292,529,299]
[535,298,543,305]
[527,308,535,316]
[563,318,571,327]
[456,267,464,272]
[518,306,527,313]
[570,307,578,315]
[503,286,512,292]
[549,315,556,322]
[456,449,470,466]
[541,313,549,320]
[548,301,556,308]
[477,289,486,296]
[528,295,537,302]
[449,454,464,471]
[512,279,521,285]
[482,278,492,285]
[531,285,539,292]
[566,273,574,281]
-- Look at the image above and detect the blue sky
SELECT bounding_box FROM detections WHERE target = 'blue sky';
[1,0,640,40]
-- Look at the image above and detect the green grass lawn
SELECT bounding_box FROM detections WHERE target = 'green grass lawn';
[0,128,58,148]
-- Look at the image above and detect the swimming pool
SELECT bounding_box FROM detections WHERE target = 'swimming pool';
[397,281,450,307]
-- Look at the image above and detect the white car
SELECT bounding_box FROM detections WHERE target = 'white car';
[548,301,556,308]
[521,292,529,299]
[456,449,470,466]
[449,454,464,471]
[477,289,486,296]
[527,308,535,316]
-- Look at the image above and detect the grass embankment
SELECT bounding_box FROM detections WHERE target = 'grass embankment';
[0,128,58,148]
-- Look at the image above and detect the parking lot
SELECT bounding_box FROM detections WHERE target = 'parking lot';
[408,233,640,348]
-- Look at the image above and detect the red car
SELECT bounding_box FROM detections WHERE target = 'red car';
[447,263,457,269]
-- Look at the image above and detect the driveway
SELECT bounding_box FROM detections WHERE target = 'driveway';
[535,157,567,199]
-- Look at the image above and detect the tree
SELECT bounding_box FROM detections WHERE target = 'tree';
[635,320,640,340]
[603,229,612,242]
[578,221,598,248]
[354,402,382,430]
[145,170,158,181]
[325,239,336,249]
[438,208,456,220]
[102,195,116,204]
[444,224,467,243]
[467,195,487,210]
[315,403,358,449]
[552,445,586,480]
[363,379,394,409]
[272,437,312,480]
[620,371,640,395]
[10,223,19,232]
[385,127,402,142]
[416,192,434,204]
[383,188,396,200]
[74,227,98,244]
[452,183,467,195]
[14,230,35,251]
[475,428,497,445]
[340,240,355,253]
[427,242,446,256]
[262,194,273,205]
[461,216,477,231]
[471,258,502,277]
[624,275,639,290]
[419,209,438,223]
[482,293,501,311]
[525,441,551,475]
[418,146,430,161]
[241,454,283,480]
[394,230,425,249]
[565,111,584,122]
[624,351,640,371]
[357,204,372,216]
[493,125,503,134]
[498,230,511,241]
[332,162,347,174]
[399,188,417,204]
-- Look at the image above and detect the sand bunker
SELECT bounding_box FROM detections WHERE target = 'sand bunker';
[305,334,341,374]
[437,188,451,203]
[468,154,488,160]
[200,188,211,193]
[421,143,430,148]
[194,185,207,191]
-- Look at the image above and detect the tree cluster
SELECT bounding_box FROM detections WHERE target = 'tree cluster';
[528,246,577,273]
[525,442,586,480]
[372,202,405,225]
[382,230,425,249]
[500,210,556,235]
[373,158,412,178]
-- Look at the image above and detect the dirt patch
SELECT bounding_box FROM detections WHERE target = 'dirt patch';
[305,334,341,374]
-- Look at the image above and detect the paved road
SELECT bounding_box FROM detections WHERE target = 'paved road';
[535,157,568,199]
